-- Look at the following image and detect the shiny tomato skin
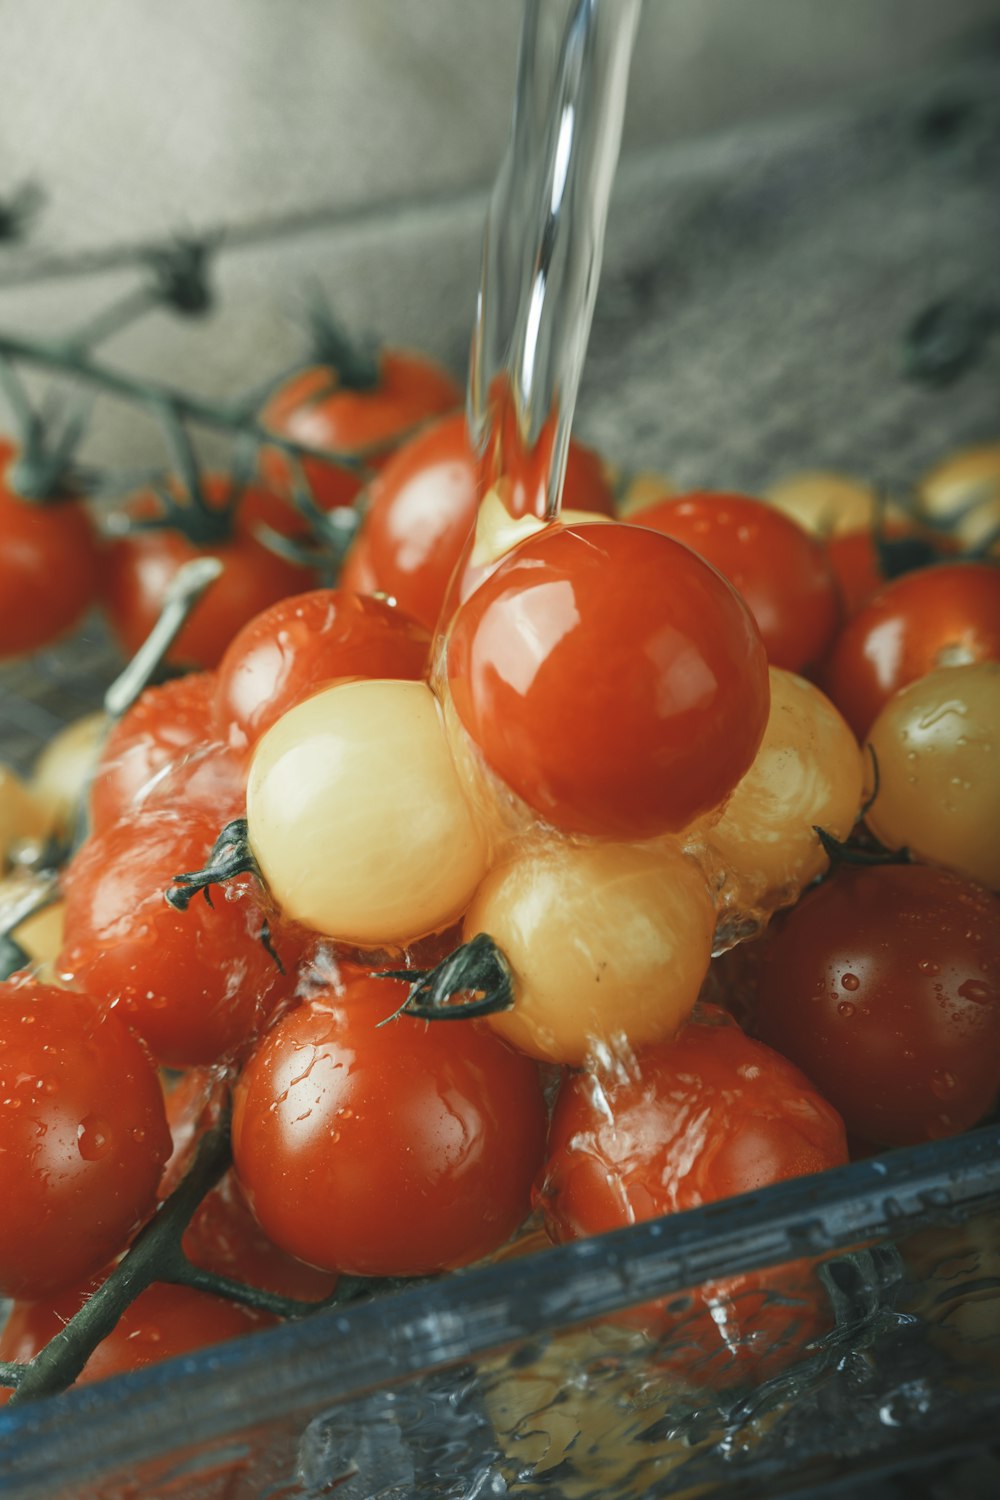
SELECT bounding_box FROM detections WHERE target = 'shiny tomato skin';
[631,492,841,673]
[753,864,1000,1147]
[0,444,102,658]
[538,1009,847,1236]
[101,479,315,670]
[0,979,171,1299]
[0,1278,273,1393]
[820,562,1000,739]
[260,352,461,511]
[214,588,431,747]
[59,808,304,1068]
[536,1008,847,1383]
[359,413,615,630]
[339,530,380,595]
[446,522,770,838]
[231,975,548,1278]
[90,672,243,832]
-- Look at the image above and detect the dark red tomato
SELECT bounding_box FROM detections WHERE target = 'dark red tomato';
[0,1278,273,1394]
[90,672,242,832]
[101,479,316,670]
[753,864,1000,1147]
[260,353,461,512]
[0,978,170,1299]
[59,807,304,1068]
[356,412,615,631]
[536,1007,847,1383]
[0,442,103,659]
[630,492,841,673]
[820,561,1000,739]
[824,521,954,619]
[231,973,548,1278]
[446,522,770,838]
[214,588,431,748]
[163,1068,338,1303]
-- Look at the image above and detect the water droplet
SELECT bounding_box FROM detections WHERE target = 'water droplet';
[902,1048,917,1062]
[958,978,994,1005]
[918,959,940,977]
[77,1115,112,1161]
[841,973,860,992]
[930,1069,957,1099]
[837,1001,856,1019]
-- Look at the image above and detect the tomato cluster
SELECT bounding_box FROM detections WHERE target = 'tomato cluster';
[1,396,999,1407]
[0,346,460,669]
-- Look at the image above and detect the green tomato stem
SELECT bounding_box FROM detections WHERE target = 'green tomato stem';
[0,331,379,471]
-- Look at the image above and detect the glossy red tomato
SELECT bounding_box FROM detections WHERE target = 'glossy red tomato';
[752,864,1000,1146]
[163,1068,339,1303]
[338,530,380,595]
[536,1007,847,1383]
[0,1278,273,1394]
[0,978,171,1299]
[630,491,841,672]
[446,522,770,838]
[824,521,953,618]
[214,588,431,747]
[820,562,1000,739]
[260,352,461,512]
[354,412,615,630]
[101,479,316,670]
[90,672,242,832]
[59,807,304,1068]
[231,974,548,1277]
[0,442,103,658]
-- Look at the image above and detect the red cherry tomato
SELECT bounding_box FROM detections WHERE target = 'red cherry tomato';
[824,521,953,618]
[101,479,316,670]
[0,978,171,1299]
[536,1007,847,1383]
[0,442,103,659]
[446,522,770,838]
[214,588,431,748]
[163,1068,339,1303]
[0,1278,273,1394]
[59,807,304,1068]
[338,530,380,596]
[231,974,548,1278]
[90,672,242,832]
[355,412,615,630]
[260,352,461,512]
[630,492,841,673]
[752,863,1000,1147]
[820,562,1000,739]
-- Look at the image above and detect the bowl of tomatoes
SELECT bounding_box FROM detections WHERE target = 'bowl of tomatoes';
[1,48,1000,1500]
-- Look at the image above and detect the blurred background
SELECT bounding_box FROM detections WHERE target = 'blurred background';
[0,0,998,484]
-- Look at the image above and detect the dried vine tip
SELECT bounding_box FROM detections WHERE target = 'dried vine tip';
[0,180,44,241]
[0,934,31,983]
[902,295,998,388]
[374,932,515,1025]
[166,818,259,911]
[303,284,380,390]
[143,235,217,316]
[814,825,911,867]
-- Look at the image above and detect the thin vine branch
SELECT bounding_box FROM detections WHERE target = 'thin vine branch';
[0,330,390,471]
